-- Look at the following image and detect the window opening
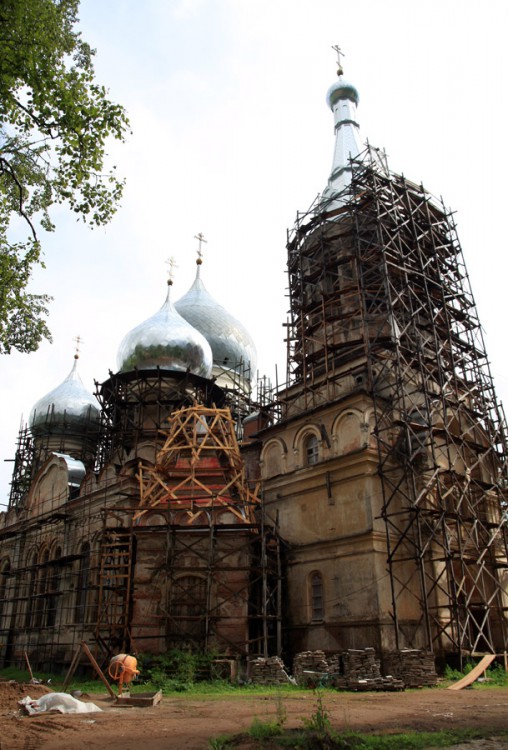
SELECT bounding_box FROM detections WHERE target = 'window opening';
[310,571,324,621]
[75,543,91,624]
[305,434,319,466]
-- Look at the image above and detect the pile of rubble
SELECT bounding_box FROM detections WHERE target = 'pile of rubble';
[250,648,436,690]
[292,650,329,687]
[249,656,293,686]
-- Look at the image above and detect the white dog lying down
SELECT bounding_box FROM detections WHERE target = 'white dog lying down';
[19,693,102,714]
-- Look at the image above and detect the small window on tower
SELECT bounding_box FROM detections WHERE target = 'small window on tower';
[305,434,319,466]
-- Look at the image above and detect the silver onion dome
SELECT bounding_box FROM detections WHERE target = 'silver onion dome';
[117,282,213,378]
[175,261,257,392]
[30,356,100,435]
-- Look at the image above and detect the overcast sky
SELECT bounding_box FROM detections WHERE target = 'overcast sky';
[1,0,507,507]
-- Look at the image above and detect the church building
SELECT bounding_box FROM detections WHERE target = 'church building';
[0,53,507,673]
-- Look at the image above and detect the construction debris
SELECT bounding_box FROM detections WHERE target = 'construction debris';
[19,693,102,715]
[265,648,435,691]
[293,650,329,686]
[249,656,293,686]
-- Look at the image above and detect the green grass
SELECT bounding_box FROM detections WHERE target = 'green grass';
[442,661,508,689]
[209,727,508,749]
[0,664,309,698]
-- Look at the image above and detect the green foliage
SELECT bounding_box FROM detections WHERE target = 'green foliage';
[275,691,287,728]
[244,694,287,742]
[208,738,229,750]
[137,649,223,692]
[0,0,129,353]
[301,690,332,738]
[248,717,282,740]
[442,662,473,682]
[483,663,508,686]
[443,660,508,688]
[0,240,50,352]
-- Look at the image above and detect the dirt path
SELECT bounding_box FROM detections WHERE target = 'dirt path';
[1,683,508,749]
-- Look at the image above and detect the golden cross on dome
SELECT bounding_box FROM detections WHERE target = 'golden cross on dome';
[194,232,207,261]
[332,44,345,75]
[73,335,83,359]
[165,256,177,284]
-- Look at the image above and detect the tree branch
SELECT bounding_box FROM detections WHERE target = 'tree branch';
[0,155,38,240]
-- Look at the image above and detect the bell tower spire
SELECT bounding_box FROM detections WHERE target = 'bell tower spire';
[321,46,362,208]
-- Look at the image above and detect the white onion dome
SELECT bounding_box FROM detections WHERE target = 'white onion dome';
[30,356,100,436]
[117,281,213,378]
[175,260,257,392]
[326,76,359,109]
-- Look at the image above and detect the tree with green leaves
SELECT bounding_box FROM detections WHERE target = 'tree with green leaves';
[0,0,129,353]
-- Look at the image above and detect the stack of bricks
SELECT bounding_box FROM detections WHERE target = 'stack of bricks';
[382,649,437,688]
[293,650,330,686]
[249,656,292,686]
[299,649,403,691]
[251,648,435,690]
[339,648,404,691]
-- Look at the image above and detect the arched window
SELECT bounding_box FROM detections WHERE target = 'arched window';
[0,559,11,629]
[46,547,62,627]
[310,571,324,621]
[75,543,91,624]
[25,550,38,628]
[262,442,282,478]
[171,575,207,638]
[35,548,50,627]
[305,434,319,466]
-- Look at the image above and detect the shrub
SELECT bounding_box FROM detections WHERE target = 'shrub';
[137,648,221,689]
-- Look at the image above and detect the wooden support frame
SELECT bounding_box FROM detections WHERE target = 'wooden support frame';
[134,404,261,524]
[62,641,116,698]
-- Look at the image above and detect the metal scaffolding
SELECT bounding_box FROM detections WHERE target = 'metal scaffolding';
[93,404,282,658]
[0,393,281,670]
[7,410,99,510]
[282,145,508,660]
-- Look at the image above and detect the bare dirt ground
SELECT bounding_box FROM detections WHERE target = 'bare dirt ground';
[1,681,508,750]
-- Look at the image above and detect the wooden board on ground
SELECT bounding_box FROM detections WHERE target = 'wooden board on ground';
[447,654,496,690]
[115,690,162,707]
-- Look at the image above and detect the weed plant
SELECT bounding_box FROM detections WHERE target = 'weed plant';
[301,690,332,738]
[248,717,282,740]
